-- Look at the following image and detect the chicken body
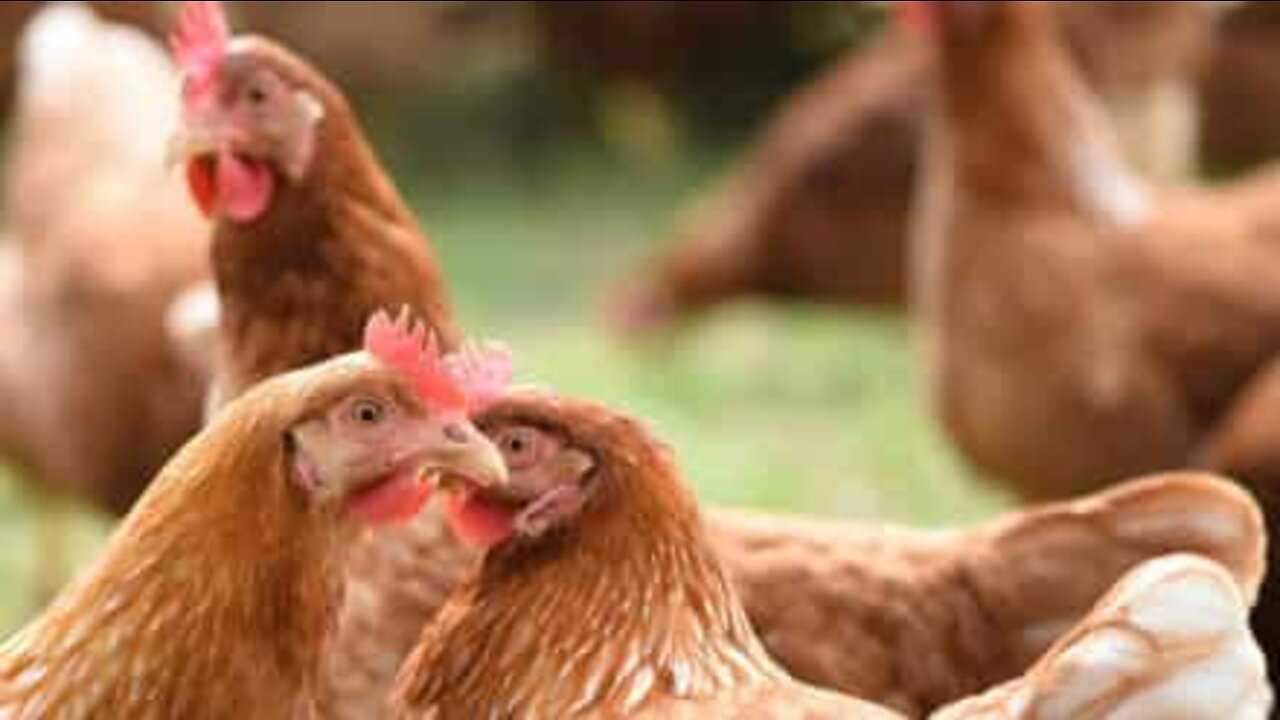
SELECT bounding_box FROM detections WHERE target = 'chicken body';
[395,395,1270,719]
[714,473,1265,715]
[609,1,1218,332]
[909,0,1280,685]
[0,2,206,521]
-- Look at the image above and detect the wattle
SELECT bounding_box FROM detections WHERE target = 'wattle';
[443,492,516,549]
[346,469,433,527]
[217,151,276,222]
[184,152,275,222]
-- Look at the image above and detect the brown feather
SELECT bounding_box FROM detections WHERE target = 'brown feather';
[0,362,402,718]
[394,395,901,719]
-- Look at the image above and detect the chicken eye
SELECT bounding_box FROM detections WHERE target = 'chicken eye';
[498,428,541,466]
[349,399,389,426]
[247,85,269,105]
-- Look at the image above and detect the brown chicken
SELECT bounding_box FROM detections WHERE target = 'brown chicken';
[333,452,1267,717]
[711,472,1265,715]
[394,394,1270,718]
[395,391,903,719]
[905,0,1280,684]
[167,0,461,407]
[0,312,508,718]
[934,554,1272,719]
[0,1,208,594]
[608,1,1220,332]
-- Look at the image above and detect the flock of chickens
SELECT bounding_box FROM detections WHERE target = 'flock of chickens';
[0,0,1275,717]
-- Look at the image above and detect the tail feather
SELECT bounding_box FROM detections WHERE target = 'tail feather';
[935,555,1273,719]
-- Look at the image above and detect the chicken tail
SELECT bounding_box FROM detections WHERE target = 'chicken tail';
[934,555,1273,719]
[957,471,1266,685]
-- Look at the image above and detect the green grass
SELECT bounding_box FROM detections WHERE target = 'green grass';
[0,147,1006,637]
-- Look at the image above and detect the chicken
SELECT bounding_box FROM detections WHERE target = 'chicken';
[608,2,1220,332]
[0,1,208,595]
[166,0,461,410]
[0,311,508,718]
[324,382,1268,716]
[904,0,1280,685]
[394,390,903,719]
[394,394,1271,719]
[332,360,1268,716]
[934,554,1272,720]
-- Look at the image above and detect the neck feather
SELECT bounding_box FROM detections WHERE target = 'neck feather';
[399,457,781,717]
[0,409,345,717]
[210,104,459,393]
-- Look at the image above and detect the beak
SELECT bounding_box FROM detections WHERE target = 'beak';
[421,418,508,491]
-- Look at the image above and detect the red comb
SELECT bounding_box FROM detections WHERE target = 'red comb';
[171,1,231,100]
[445,343,514,415]
[896,1,938,34]
[363,309,469,414]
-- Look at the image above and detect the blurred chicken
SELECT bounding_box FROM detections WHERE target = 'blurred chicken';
[934,554,1272,720]
[0,312,507,718]
[166,0,461,408]
[395,395,1269,719]
[1204,1,1280,173]
[905,0,1280,685]
[0,1,208,596]
[609,2,1220,332]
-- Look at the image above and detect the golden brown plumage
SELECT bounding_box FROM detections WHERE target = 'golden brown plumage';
[907,0,1280,685]
[389,394,1268,718]
[0,341,506,719]
[324,466,1264,716]
[934,555,1272,719]
[0,2,207,519]
[394,392,903,719]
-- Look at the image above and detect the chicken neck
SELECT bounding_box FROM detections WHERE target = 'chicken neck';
[400,452,784,716]
[0,401,349,717]
[209,99,458,397]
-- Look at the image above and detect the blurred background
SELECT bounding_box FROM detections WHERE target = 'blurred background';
[1,0,1276,634]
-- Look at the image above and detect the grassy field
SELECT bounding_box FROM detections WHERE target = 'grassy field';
[0,146,1007,636]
